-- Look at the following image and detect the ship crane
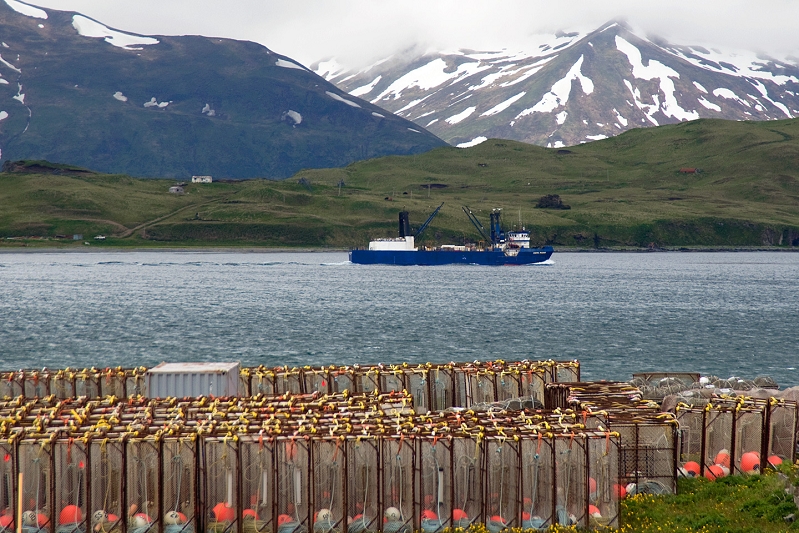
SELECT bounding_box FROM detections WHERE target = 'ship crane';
[462,206,493,245]
[413,202,444,240]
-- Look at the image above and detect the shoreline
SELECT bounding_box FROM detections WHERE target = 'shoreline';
[0,245,798,254]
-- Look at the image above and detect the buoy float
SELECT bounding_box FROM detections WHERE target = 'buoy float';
[92,511,108,524]
[714,449,731,468]
[164,511,182,525]
[60,505,83,525]
[452,509,468,521]
[740,451,761,474]
[420,510,437,520]
[768,455,783,467]
[277,515,293,526]
[384,507,401,521]
[588,505,602,518]
[242,509,259,520]
[132,514,152,528]
[316,509,331,522]
[613,483,627,499]
[682,461,700,477]
[212,503,235,523]
[0,516,13,529]
[703,464,726,480]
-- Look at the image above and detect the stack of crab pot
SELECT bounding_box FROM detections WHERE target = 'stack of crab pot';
[0,387,622,533]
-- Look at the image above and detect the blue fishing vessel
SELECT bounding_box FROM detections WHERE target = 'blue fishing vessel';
[350,204,553,265]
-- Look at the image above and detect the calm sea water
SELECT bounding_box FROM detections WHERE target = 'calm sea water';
[0,251,797,386]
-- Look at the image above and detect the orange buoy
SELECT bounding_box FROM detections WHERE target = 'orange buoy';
[613,483,627,499]
[522,512,531,521]
[588,505,601,517]
[243,509,259,520]
[489,515,505,524]
[60,505,83,525]
[588,477,597,494]
[703,464,726,480]
[421,510,437,520]
[683,461,700,477]
[37,513,50,527]
[212,503,235,523]
[714,449,731,469]
[107,514,119,524]
[740,451,761,474]
[452,509,468,521]
[768,455,783,467]
[0,516,13,529]
[277,515,292,526]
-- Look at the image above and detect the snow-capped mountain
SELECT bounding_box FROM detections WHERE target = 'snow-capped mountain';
[316,21,799,148]
[0,0,444,178]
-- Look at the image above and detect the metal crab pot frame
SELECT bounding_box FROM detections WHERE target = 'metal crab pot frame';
[766,400,798,462]
[612,419,678,495]
[345,438,380,533]
[274,437,312,533]
[89,440,124,533]
[417,436,454,531]
[482,437,521,530]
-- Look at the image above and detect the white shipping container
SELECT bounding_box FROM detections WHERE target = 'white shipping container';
[145,362,240,398]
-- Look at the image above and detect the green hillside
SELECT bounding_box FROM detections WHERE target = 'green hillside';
[2,118,798,249]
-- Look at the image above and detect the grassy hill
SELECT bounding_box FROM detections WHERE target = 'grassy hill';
[2,118,798,249]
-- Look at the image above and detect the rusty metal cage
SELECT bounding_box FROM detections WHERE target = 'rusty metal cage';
[275,438,311,533]
[274,371,304,396]
[452,437,482,527]
[586,434,620,529]
[303,370,330,396]
[53,439,89,533]
[613,420,677,495]
[767,399,798,462]
[204,438,238,533]
[75,371,101,399]
[89,440,124,533]
[378,370,406,396]
[554,435,586,529]
[239,436,274,533]
[345,438,380,533]
[1,372,26,400]
[483,437,521,530]
[418,437,453,531]
[520,434,555,530]
[310,438,345,533]
[163,438,198,533]
[0,441,14,522]
[428,369,454,412]
[127,439,159,533]
[403,370,429,415]
[381,438,414,532]
[19,441,53,533]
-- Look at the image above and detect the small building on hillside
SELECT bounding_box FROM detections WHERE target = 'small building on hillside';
[192,175,213,183]
[169,186,184,194]
[679,168,702,174]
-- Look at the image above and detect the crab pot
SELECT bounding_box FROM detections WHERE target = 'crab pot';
[519,369,547,408]
[554,362,581,383]
[274,370,303,395]
[327,369,356,395]
[417,437,452,530]
[378,371,407,395]
[126,371,147,397]
[731,407,764,475]
[355,370,380,395]
[239,437,273,533]
[126,439,160,533]
[345,439,380,531]
[53,439,89,533]
[494,372,522,404]
[310,439,345,532]
[404,369,429,415]
[428,368,454,412]
[203,438,239,533]
[553,435,586,529]
[610,418,677,494]
[49,373,76,400]
[303,370,330,395]
[381,438,414,531]
[99,370,127,399]
[586,434,620,530]
[250,371,276,396]
[275,438,311,531]
[483,437,521,530]
[767,399,798,463]
[0,442,15,524]
[543,384,570,411]
[19,442,52,531]
[451,436,482,526]
[25,371,51,399]
[239,370,252,398]
[675,408,703,465]
[0,372,25,399]
[520,435,555,529]
[163,438,198,532]
[74,372,101,399]
[88,440,123,531]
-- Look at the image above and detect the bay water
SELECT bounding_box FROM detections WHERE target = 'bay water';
[0,251,796,386]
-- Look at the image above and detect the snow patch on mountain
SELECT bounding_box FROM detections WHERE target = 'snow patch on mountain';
[697,97,721,112]
[371,112,385,118]
[586,134,607,140]
[446,106,476,125]
[283,110,302,125]
[201,103,215,116]
[613,109,628,126]
[326,91,361,108]
[112,91,127,102]
[750,80,793,118]
[314,59,345,80]
[4,0,47,19]
[349,75,382,97]
[0,54,21,73]
[72,15,159,50]
[556,111,567,125]
[514,55,592,118]
[456,136,487,148]
[0,78,7,85]
[143,97,169,108]
[276,59,305,70]
[667,45,799,85]
[713,88,750,107]
[615,36,699,122]
[480,92,526,117]
[12,83,24,104]
[0,111,7,121]
[372,59,488,102]
[693,81,708,94]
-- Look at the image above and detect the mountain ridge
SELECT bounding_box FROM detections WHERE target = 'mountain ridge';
[317,21,799,148]
[0,0,445,178]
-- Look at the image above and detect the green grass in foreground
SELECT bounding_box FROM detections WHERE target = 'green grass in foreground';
[1,118,799,249]
[620,465,799,533]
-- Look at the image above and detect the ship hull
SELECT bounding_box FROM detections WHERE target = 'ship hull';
[349,246,554,265]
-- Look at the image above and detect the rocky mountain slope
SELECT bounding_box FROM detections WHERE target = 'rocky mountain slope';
[317,21,799,148]
[0,0,444,178]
